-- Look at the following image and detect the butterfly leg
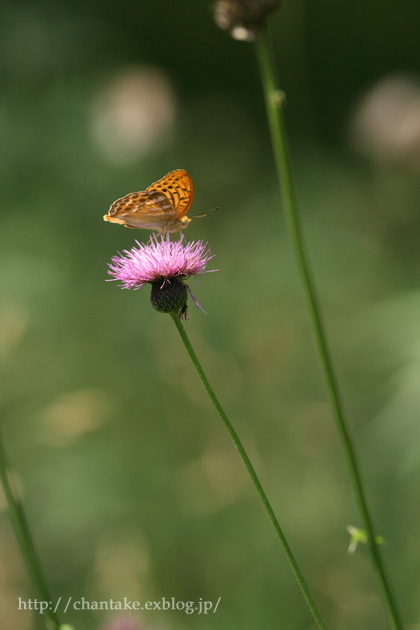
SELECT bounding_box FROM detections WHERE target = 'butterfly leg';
[146,230,160,245]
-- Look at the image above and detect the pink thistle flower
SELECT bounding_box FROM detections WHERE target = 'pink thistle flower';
[107,234,217,317]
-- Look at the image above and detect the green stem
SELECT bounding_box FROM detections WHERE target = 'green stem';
[0,428,60,630]
[170,311,329,630]
[254,26,403,630]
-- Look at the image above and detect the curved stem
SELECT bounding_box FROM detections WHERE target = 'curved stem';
[0,428,60,630]
[169,311,329,630]
[254,26,403,630]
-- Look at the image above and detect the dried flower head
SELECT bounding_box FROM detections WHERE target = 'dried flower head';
[107,234,216,318]
[213,0,284,41]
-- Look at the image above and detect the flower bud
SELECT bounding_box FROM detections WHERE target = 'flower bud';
[150,279,188,315]
[213,0,284,41]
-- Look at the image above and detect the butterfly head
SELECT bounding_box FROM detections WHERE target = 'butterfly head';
[180,216,191,228]
[164,214,191,234]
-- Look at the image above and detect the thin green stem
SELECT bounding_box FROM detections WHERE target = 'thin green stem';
[170,311,329,630]
[254,26,403,630]
[0,428,60,630]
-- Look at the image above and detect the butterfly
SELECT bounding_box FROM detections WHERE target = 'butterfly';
[104,169,195,234]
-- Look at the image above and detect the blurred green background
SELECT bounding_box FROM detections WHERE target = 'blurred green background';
[2,1,420,629]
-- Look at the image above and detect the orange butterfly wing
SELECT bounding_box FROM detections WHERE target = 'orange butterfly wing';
[108,189,174,223]
[146,169,194,218]
[105,170,194,231]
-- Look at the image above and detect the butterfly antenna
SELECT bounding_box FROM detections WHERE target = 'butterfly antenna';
[190,207,219,219]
